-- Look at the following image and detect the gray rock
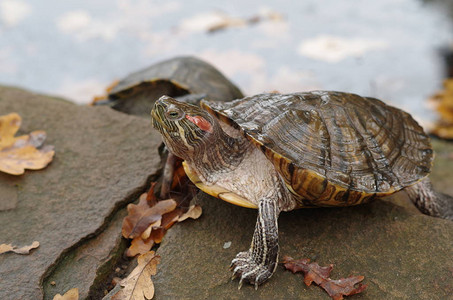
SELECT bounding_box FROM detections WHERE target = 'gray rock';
[42,207,127,300]
[430,139,453,196]
[0,181,19,211]
[0,86,162,299]
[153,139,453,300]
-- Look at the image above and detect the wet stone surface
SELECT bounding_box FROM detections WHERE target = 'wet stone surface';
[0,86,162,300]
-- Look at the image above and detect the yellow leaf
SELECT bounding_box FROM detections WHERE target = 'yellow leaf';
[0,113,21,148]
[113,251,160,300]
[0,113,54,175]
[53,288,79,300]
[0,243,14,254]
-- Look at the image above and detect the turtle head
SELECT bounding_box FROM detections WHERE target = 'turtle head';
[151,95,219,160]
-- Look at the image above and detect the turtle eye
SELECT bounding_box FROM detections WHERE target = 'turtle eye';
[166,105,184,120]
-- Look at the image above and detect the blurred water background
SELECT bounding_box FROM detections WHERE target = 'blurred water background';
[0,0,452,127]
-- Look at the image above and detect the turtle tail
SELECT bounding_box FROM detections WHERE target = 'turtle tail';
[405,178,453,220]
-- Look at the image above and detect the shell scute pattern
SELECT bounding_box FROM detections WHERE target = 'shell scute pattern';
[202,92,433,207]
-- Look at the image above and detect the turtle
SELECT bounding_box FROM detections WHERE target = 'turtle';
[150,91,453,289]
[94,56,243,117]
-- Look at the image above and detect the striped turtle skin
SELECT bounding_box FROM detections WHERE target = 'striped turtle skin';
[202,91,433,208]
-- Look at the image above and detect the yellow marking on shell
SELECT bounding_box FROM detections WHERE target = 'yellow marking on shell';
[182,161,258,209]
[245,137,397,208]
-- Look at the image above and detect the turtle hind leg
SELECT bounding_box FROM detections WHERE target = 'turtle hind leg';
[405,178,453,220]
[231,197,280,289]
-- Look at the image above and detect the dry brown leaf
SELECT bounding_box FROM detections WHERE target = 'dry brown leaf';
[112,251,160,300]
[149,227,166,244]
[122,183,177,239]
[0,241,39,255]
[283,256,366,300]
[126,227,167,257]
[284,257,332,286]
[321,277,367,300]
[122,159,199,257]
[125,199,176,239]
[126,237,155,257]
[0,243,14,254]
[160,207,183,229]
[53,288,79,300]
[0,113,54,175]
[178,205,202,222]
[122,184,178,257]
[207,11,284,33]
[122,193,149,238]
[12,241,40,254]
[141,220,161,240]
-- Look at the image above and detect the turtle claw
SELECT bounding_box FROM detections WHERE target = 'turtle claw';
[231,272,238,281]
[230,251,273,289]
[238,278,244,290]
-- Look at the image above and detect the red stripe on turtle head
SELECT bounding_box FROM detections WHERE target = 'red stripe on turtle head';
[185,115,213,133]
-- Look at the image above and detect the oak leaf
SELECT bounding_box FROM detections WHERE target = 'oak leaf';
[160,207,183,229]
[320,277,367,300]
[122,186,176,239]
[53,288,79,300]
[0,241,39,255]
[122,158,201,257]
[0,113,54,175]
[178,204,202,222]
[283,256,366,300]
[126,236,155,258]
[112,251,160,300]
[0,243,14,254]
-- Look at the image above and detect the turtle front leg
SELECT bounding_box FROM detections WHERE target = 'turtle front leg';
[231,197,280,289]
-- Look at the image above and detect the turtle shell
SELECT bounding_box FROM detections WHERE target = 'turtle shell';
[105,56,243,116]
[202,91,434,207]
